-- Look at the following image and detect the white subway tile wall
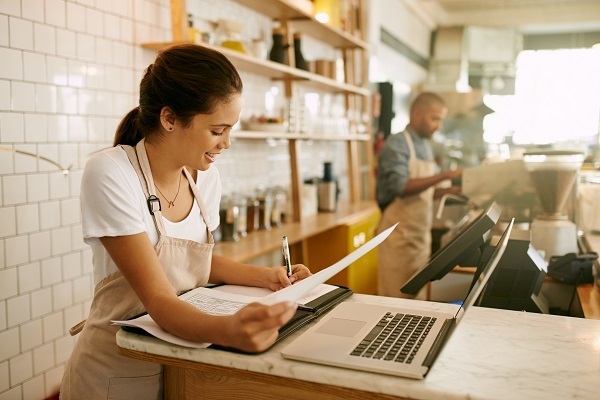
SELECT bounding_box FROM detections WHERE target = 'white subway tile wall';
[20,319,44,353]
[0,301,6,331]
[22,375,45,400]
[9,352,33,387]
[0,363,8,393]
[0,1,350,398]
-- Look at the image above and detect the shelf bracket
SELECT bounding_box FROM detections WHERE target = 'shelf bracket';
[170,0,189,41]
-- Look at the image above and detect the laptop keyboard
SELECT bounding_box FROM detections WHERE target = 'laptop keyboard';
[350,312,436,364]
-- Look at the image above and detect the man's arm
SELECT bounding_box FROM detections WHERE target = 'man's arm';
[433,185,462,199]
[404,169,462,196]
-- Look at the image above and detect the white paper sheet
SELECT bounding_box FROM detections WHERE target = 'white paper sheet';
[258,222,398,305]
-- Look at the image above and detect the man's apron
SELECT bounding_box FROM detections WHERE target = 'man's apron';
[377,130,436,298]
[61,139,214,399]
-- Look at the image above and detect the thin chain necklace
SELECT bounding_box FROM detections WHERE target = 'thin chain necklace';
[154,171,182,208]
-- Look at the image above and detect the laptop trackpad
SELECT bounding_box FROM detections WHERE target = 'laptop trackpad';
[315,318,367,338]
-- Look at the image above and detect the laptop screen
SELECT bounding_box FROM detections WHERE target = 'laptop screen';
[455,218,514,319]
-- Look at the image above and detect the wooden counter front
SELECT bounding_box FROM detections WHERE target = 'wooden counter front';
[577,284,600,319]
[577,234,600,320]
[119,348,402,400]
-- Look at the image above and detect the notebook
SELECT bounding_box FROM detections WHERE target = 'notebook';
[116,283,353,351]
[281,219,514,379]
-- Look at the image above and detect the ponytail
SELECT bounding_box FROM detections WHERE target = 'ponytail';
[113,107,144,146]
[112,45,243,147]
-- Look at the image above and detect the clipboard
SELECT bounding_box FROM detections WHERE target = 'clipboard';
[208,285,353,353]
[118,284,353,352]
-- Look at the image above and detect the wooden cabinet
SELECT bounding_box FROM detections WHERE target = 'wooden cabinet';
[303,206,380,294]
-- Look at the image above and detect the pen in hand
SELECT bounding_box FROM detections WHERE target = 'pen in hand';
[282,236,292,278]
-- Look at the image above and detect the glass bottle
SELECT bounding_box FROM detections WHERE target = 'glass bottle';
[293,32,308,71]
[187,14,201,43]
[269,28,287,64]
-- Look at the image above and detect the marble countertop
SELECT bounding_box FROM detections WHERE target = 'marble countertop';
[117,293,600,400]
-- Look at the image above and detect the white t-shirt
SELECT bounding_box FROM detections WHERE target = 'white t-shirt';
[81,146,221,286]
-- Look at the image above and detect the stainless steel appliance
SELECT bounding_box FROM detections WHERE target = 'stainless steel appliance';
[523,150,585,259]
[317,162,338,212]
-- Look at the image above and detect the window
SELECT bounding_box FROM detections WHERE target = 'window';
[483,48,600,147]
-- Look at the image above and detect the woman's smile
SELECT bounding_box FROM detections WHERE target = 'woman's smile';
[205,152,218,163]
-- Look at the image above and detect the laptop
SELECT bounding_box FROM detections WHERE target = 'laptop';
[281,219,514,379]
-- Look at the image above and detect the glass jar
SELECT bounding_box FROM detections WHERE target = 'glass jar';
[234,193,248,238]
[219,195,239,241]
[256,188,273,231]
[271,186,288,227]
[246,195,260,234]
[215,19,248,54]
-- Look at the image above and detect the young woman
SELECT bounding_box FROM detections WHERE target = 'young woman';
[60,44,311,399]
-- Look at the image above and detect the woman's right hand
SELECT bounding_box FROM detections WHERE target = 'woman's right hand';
[222,301,298,353]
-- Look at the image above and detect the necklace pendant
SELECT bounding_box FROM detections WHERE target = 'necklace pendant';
[154,172,182,210]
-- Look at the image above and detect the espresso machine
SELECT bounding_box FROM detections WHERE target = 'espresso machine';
[523,150,585,259]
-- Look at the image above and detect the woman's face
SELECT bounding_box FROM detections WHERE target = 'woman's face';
[176,95,242,171]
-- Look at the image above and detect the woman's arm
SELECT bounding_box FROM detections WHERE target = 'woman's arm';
[100,233,297,352]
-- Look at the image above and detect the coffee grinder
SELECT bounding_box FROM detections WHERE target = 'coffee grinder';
[523,150,585,259]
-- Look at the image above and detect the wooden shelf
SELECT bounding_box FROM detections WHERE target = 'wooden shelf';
[146,0,372,221]
[233,130,370,141]
[213,201,379,263]
[232,0,368,49]
[140,42,369,97]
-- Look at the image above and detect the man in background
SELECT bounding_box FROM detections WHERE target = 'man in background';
[376,92,462,298]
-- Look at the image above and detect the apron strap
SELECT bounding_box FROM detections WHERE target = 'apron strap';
[403,130,418,179]
[403,130,416,160]
[120,141,167,235]
[403,129,435,180]
[404,129,434,161]
[182,168,215,244]
[69,319,86,336]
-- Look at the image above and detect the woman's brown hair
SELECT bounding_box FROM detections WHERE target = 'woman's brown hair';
[113,44,243,146]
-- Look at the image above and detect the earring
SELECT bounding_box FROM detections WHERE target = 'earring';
[168,127,173,131]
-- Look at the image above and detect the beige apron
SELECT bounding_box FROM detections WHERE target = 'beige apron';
[377,130,436,299]
[61,139,214,400]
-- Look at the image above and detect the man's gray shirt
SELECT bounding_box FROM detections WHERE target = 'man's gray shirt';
[376,128,433,210]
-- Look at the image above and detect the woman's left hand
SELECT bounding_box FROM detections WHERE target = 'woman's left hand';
[265,264,312,291]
